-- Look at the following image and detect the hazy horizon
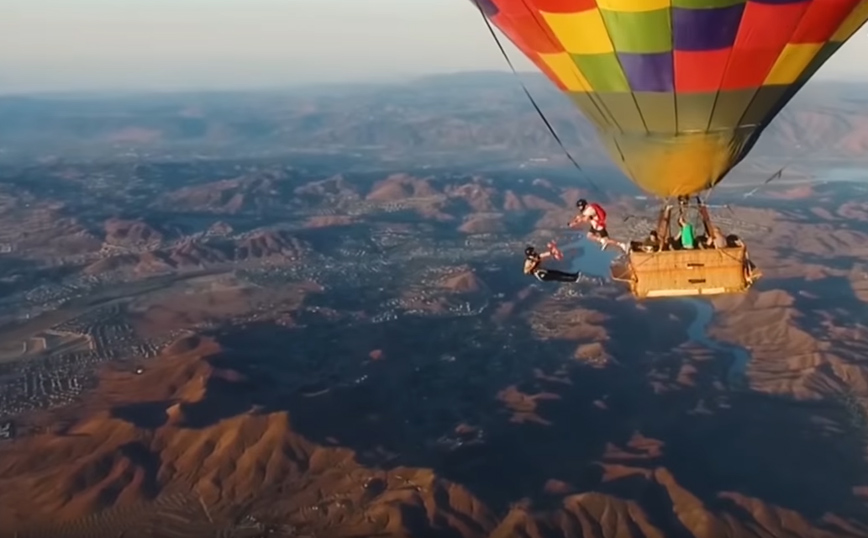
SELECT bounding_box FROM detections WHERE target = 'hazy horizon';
[3,0,868,94]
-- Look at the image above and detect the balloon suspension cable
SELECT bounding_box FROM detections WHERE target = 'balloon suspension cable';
[472,0,604,198]
[706,138,829,219]
[742,166,784,198]
[740,139,827,201]
[699,166,782,222]
[710,141,820,205]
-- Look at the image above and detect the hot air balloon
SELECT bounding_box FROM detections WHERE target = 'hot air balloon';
[471,0,867,298]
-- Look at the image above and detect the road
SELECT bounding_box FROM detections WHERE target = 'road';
[0,269,228,363]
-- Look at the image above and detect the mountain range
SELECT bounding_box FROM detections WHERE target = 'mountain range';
[2,72,868,170]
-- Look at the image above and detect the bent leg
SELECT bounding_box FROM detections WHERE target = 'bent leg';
[593,228,627,252]
[587,228,604,245]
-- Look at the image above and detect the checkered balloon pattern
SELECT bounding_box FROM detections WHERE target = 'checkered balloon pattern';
[474,0,868,197]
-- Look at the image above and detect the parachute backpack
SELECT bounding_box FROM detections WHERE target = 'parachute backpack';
[588,202,606,226]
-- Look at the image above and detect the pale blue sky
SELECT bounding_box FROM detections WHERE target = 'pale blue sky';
[2,0,867,93]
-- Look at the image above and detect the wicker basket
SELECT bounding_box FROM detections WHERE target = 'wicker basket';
[612,246,754,299]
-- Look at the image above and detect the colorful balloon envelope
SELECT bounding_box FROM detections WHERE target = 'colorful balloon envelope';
[473,0,868,197]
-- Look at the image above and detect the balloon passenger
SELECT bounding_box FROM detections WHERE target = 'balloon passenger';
[727,234,762,283]
[674,216,695,250]
[705,225,728,249]
[568,199,626,252]
[523,246,579,283]
[629,230,661,253]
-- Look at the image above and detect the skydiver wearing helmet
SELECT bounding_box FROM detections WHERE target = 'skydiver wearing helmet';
[568,199,626,252]
[523,245,580,283]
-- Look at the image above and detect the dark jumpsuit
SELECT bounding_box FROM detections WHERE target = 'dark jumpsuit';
[525,254,579,282]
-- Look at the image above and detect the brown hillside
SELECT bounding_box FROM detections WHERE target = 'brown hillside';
[234,230,305,259]
[160,174,286,214]
[366,174,439,202]
[503,190,524,211]
[447,179,500,212]
[103,218,168,246]
[440,268,484,293]
[459,214,505,234]
[84,232,309,275]
[0,312,865,538]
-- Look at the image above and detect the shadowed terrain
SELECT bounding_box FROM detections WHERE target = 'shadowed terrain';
[0,75,867,537]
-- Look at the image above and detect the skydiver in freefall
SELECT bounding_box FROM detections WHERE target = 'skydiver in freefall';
[568,199,627,252]
[523,244,580,283]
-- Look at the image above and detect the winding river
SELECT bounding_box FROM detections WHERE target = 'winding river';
[562,238,751,388]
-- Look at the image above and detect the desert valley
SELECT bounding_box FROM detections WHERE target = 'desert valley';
[0,73,867,537]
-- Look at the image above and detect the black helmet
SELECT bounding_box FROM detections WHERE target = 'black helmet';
[576,198,587,209]
[524,246,535,257]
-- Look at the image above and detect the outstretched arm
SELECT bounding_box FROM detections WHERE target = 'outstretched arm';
[568,214,586,227]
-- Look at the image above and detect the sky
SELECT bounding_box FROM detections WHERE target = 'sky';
[2,0,868,93]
